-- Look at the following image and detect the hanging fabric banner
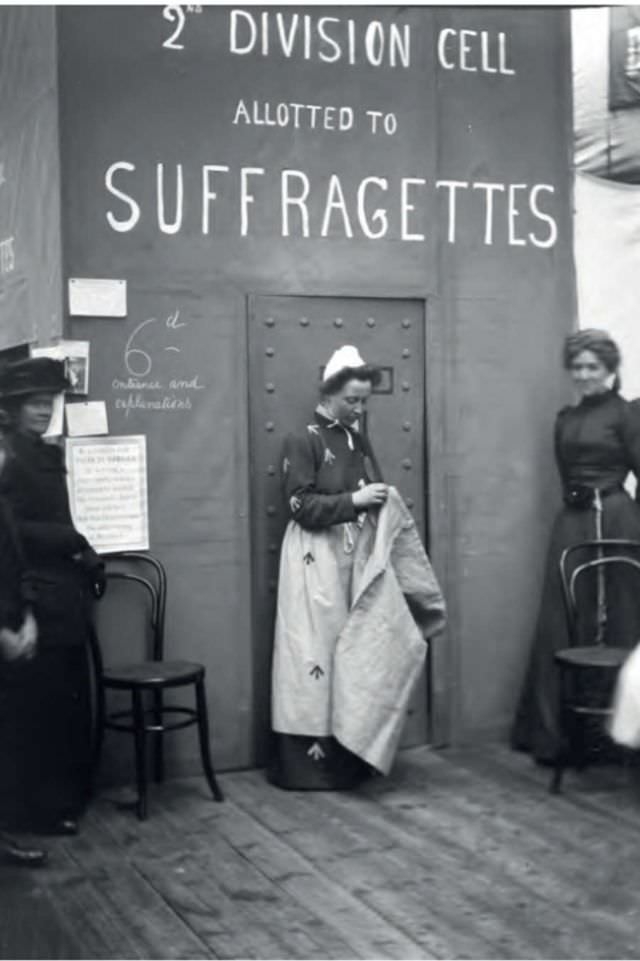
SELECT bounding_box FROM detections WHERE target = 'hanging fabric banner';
[610,5,640,110]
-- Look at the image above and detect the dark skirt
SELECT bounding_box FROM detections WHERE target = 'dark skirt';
[0,563,93,829]
[267,733,372,790]
[0,644,93,830]
[511,490,640,763]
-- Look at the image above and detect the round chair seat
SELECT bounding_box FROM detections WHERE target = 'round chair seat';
[554,646,628,669]
[103,659,205,687]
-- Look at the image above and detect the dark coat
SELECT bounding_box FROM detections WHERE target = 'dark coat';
[0,432,101,647]
[0,431,96,826]
[0,496,26,635]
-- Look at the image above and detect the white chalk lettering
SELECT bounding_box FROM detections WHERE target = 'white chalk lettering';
[157,163,183,234]
[366,110,383,134]
[232,99,251,125]
[437,29,515,75]
[384,112,398,135]
[162,4,186,50]
[439,180,558,247]
[105,161,141,232]
[240,167,265,236]
[229,10,411,68]
[438,28,456,69]
[357,177,389,239]
[232,99,355,132]
[472,182,505,245]
[365,21,386,67]
[401,179,426,241]
[277,12,299,57]
[528,185,558,248]
[202,165,229,234]
[460,30,477,72]
[320,175,353,238]
[104,162,558,249]
[317,16,341,62]
[281,169,310,237]
[436,180,469,244]
[230,9,256,54]
[508,184,527,246]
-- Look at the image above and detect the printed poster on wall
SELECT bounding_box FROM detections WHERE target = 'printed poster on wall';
[65,434,149,554]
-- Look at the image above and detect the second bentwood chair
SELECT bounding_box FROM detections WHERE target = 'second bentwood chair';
[550,538,640,794]
[93,551,224,819]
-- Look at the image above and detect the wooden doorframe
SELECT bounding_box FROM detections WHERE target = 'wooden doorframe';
[245,291,453,760]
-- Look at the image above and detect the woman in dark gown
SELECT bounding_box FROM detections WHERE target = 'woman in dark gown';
[0,357,105,834]
[269,345,389,790]
[512,329,640,763]
[0,430,49,865]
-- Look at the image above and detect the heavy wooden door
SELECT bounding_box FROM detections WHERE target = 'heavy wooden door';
[248,295,428,763]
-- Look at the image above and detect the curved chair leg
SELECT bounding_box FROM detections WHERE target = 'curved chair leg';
[195,677,224,802]
[132,688,148,820]
[152,689,164,784]
[550,664,569,795]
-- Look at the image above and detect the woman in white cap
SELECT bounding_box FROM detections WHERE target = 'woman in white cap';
[269,345,390,790]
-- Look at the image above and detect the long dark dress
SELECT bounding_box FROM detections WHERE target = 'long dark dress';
[0,432,99,829]
[269,407,381,790]
[512,389,640,763]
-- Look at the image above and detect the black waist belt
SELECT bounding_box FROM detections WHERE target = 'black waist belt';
[563,482,623,509]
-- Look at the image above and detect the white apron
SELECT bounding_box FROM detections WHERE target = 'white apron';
[271,487,446,773]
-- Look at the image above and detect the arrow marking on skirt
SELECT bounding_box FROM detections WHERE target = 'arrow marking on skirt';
[309,665,324,679]
[307,742,325,761]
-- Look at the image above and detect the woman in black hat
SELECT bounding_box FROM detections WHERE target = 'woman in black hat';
[0,356,105,835]
[511,329,640,764]
[0,429,48,865]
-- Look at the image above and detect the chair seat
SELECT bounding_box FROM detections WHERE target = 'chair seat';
[554,646,628,669]
[103,659,205,688]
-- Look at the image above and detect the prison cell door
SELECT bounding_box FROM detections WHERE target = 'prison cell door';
[248,295,427,764]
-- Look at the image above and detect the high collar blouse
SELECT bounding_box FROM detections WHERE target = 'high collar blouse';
[554,389,640,492]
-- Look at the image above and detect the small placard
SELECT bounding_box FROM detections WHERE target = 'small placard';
[65,401,109,437]
[66,435,149,554]
[32,340,90,396]
[68,278,127,318]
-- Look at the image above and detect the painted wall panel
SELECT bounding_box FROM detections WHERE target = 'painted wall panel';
[0,7,63,350]
[56,6,575,771]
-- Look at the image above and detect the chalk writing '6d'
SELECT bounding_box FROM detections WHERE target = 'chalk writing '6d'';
[125,318,155,377]
[124,312,183,377]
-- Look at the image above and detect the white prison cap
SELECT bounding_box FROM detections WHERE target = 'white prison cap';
[323,345,366,382]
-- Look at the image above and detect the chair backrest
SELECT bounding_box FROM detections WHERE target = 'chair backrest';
[559,539,640,646]
[102,552,167,661]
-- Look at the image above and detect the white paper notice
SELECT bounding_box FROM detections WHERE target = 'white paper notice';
[68,278,127,318]
[65,401,109,437]
[66,435,149,554]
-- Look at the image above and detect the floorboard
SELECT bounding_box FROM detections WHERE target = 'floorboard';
[2,744,640,960]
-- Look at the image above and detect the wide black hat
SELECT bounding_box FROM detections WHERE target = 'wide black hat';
[0,357,70,400]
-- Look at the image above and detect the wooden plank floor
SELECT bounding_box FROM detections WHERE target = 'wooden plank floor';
[2,744,640,960]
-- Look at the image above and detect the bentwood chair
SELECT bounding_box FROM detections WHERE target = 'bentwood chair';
[550,539,640,794]
[92,551,223,819]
